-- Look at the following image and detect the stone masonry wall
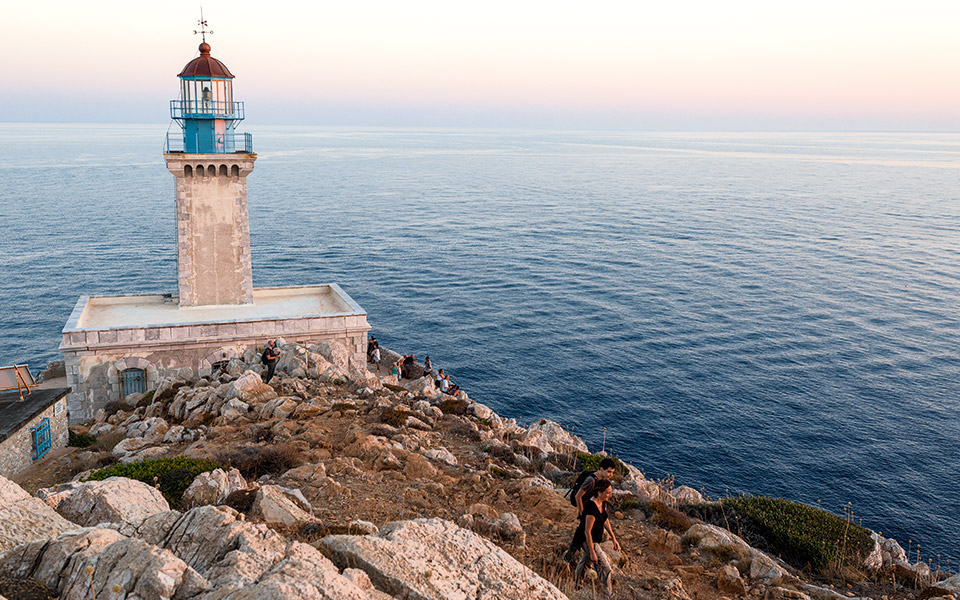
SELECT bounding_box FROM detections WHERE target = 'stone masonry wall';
[166,154,256,307]
[0,397,69,479]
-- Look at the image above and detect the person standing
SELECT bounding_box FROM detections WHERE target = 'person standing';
[575,479,619,595]
[371,346,382,373]
[261,339,281,384]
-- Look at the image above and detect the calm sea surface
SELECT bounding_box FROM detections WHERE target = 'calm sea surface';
[1,124,958,563]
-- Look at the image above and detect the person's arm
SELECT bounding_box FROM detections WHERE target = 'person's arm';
[574,487,586,514]
[604,518,620,551]
[584,514,598,562]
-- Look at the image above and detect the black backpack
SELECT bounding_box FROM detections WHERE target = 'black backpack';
[261,348,270,365]
[565,471,596,507]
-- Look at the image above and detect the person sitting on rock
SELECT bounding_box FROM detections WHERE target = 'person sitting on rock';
[441,374,460,396]
[574,479,619,595]
[435,368,445,388]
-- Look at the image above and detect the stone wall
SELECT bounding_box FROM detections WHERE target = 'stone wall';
[63,324,367,424]
[165,153,256,307]
[0,396,69,479]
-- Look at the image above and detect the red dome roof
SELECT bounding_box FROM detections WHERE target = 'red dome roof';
[178,42,234,78]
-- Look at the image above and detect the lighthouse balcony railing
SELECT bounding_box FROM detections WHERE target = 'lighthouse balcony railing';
[165,132,254,154]
[170,100,245,120]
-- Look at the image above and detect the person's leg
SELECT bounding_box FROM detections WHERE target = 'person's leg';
[265,362,275,383]
[595,544,613,595]
[574,539,591,583]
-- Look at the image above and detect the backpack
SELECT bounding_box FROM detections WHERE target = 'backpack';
[565,471,597,507]
[261,349,269,365]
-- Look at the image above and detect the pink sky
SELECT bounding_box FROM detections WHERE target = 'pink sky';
[3,1,959,129]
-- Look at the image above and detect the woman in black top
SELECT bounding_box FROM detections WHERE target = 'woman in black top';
[575,479,620,595]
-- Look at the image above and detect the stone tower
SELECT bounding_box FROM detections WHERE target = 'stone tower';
[164,41,255,306]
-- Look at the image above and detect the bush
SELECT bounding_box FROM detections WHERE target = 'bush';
[575,452,628,477]
[649,500,692,532]
[379,407,408,428]
[722,495,874,572]
[68,429,97,448]
[219,443,303,480]
[439,398,469,415]
[223,488,257,514]
[86,456,222,507]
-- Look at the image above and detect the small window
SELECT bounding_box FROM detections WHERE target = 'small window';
[207,165,216,176]
[184,165,193,177]
[231,165,240,176]
[219,164,227,176]
[120,368,147,398]
[196,164,205,177]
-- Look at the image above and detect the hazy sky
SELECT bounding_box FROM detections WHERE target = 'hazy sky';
[3,1,959,130]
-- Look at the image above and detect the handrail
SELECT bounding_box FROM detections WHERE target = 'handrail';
[170,100,245,120]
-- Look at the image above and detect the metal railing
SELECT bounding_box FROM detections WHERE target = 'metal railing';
[170,100,245,120]
[165,131,254,154]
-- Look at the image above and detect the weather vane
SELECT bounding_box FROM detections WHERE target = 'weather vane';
[194,7,213,43]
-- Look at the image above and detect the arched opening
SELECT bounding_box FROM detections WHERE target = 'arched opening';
[196,164,205,177]
[231,165,240,176]
[120,368,147,399]
[184,165,193,177]
[207,165,217,176]
[219,164,228,176]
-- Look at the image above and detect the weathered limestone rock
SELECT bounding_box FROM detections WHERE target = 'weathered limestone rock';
[521,419,588,454]
[313,340,351,372]
[56,476,170,534]
[424,446,458,466]
[401,376,437,396]
[259,396,299,420]
[685,523,790,582]
[672,485,704,504]
[650,529,683,555]
[321,517,567,600]
[929,572,960,596]
[34,480,85,511]
[251,485,317,526]
[477,512,525,543]
[154,375,190,403]
[0,475,77,553]
[520,485,576,522]
[227,371,278,404]
[0,528,209,600]
[221,397,251,421]
[717,564,747,595]
[182,468,248,509]
[404,453,439,480]
[111,436,151,458]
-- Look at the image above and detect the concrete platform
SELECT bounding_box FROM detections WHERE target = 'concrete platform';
[60,284,370,423]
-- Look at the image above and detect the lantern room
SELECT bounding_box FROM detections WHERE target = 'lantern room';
[167,42,252,154]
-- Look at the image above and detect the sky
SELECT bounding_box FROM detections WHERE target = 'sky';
[2,0,959,130]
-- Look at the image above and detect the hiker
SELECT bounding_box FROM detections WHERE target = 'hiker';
[371,346,381,373]
[563,457,617,563]
[574,479,619,595]
[390,360,401,380]
[261,339,281,384]
[423,356,432,375]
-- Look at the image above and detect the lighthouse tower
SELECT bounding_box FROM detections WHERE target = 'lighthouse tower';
[164,40,255,307]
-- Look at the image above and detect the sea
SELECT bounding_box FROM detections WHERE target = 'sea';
[1,124,958,566]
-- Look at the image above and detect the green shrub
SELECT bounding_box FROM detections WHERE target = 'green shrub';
[86,456,222,507]
[439,398,469,415]
[649,500,693,532]
[722,495,874,572]
[574,452,628,477]
[68,429,97,448]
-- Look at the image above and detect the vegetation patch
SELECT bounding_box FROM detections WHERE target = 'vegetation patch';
[68,428,97,448]
[439,398,469,416]
[223,488,257,514]
[379,407,408,428]
[86,456,222,507]
[331,402,357,413]
[649,499,693,533]
[574,452,629,477]
[722,495,874,572]
[219,443,303,480]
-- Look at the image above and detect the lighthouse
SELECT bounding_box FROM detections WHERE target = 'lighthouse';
[164,40,256,307]
[60,26,370,423]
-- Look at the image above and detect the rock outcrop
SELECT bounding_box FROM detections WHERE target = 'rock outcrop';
[0,475,77,553]
[55,476,170,534]
[321,518,566,600]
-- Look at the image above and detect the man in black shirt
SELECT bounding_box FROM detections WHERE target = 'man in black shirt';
[262,339,281,384]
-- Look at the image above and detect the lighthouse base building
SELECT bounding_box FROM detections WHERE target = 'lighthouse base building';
[60,41,369,423]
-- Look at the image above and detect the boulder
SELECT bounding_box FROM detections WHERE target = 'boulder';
[0,528,209,600]
[717,564,747,595]
[153,375,189,403]
[519,485,577,522]
[404,453,439,480]
[0,475,77,553]
[649,529,683,555]
[111,435,152,458]
[321,517,567,600]
[259,396,300,420]
[401,376,436,396]
[424,446,458,466]
[227,371,278,404]
[56,476,170,534]
[685,523,790,582]
[251,485,317,526]
[181,468,248,509]
[312,340,351,372]
[221,397,251,421]
[521,419,588,455]
[930,572,960,595]
[672,485,704,504]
